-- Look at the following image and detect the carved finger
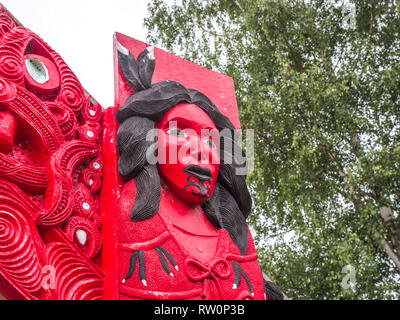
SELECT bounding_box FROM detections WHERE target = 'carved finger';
[155,247,173,277]
[157,246,178,271]
[138,250,146,286]
[231,261,242,289]
[123,251,139,282]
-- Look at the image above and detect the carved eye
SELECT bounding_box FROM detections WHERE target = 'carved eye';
[167,128,186,138]
[23,53,60,95]
[204,139,216,149]
[25,57,49,84]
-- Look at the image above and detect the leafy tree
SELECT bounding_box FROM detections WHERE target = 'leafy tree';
[144,0,400,299]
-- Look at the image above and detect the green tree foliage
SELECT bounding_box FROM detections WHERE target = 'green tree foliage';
[144,0,400,299]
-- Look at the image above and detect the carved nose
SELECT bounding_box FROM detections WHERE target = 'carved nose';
[193,149,207,162]
[187,136,206,162]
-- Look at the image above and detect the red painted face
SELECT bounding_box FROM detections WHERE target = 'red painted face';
[157,103,220,204]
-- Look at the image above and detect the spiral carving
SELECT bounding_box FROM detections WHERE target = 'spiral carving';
[64,216,102,259]
[73,183,99,224]
[0,180,45,299]
[46,102,77,141]
[81,96,103,123]
[78,123,101,143]
[46,47,84,112]
[0,212,42,294]
[0,55,21,81]
[39,140,99,227]
[0,27,30,86]
[0,13,16,37]
[46,242,104,300]
[0,77,16,102]
[0,152,47,194]
[79,168,102,195]
[0,7,105,300]
[3,85,65,155]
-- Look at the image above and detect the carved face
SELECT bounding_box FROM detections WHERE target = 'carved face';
[157,103,220,204]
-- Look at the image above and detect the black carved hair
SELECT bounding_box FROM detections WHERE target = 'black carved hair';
[116,44,252,255]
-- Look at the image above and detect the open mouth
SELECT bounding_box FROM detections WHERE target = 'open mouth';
[184,165,212,182]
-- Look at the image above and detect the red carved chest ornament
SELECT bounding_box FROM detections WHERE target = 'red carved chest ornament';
[0,4,271,300]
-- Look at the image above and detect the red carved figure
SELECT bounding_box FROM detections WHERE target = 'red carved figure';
[0,5,284,300]
[0,5,104,300]
[112,36,268,300]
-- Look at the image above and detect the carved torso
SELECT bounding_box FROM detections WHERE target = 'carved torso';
[118,181,264,300]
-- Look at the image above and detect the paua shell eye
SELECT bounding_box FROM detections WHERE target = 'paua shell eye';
[204,139,216,149]
[23,52,60,96]
[167,128,186,138]
[25,57,49,84]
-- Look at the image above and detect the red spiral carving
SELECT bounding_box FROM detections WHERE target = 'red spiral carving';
[1,85,65,156]
[0,13,16,37]
[0,8,105,300]
[0,55,21,81]
[49,50,85,113]
[73,183,98,223]
[88,157,103,172]
[39,140,99,227]
[0,77,16,102]
[79,168,102,195]
[46,102,77,141]
[0,27,30,86]
[0,153,47,194]
[46,242,104,300]
[19,32,87,113]
[78,123,101,143]
[64,216,102,259]
[0,180,45,299]
[81,96,103,123]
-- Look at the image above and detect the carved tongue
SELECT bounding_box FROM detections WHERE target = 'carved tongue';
[76,230,87,246]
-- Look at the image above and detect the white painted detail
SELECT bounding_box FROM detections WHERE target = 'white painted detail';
[116,41,129,55]
[147,46,155,60]
[87,131,94,138]
[82,202,90,210]
[76,229,87,246]
[93,162,100,169]
[142,280,147,287]
[89,110,96,116]
[25,57,49,84]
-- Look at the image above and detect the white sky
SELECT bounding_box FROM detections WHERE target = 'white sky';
[1,0,151,107]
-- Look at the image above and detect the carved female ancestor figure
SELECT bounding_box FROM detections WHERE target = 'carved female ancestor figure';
[0,5,283,299]
[115,45,281,300]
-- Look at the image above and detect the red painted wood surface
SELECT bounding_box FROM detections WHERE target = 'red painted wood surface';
[104,33,265,300]
[0,6,267,300]
[114,32,241,130]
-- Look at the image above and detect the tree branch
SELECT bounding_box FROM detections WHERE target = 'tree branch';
[374,230,400,273]
[379,206,400,252]
[234,0,244,12]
